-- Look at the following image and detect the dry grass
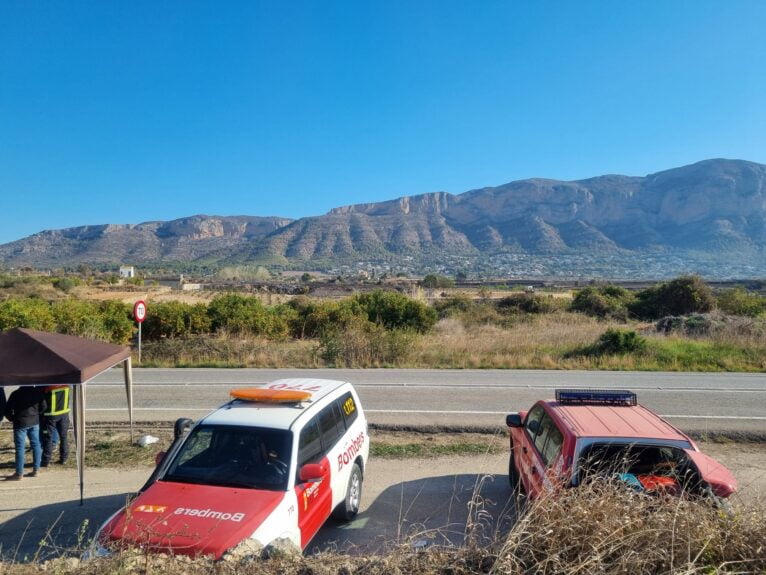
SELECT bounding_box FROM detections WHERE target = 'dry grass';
[140,335,320,368]
[415,314,614,369]
[136,311,766,371]
[496,482,766,574]
[2,483,764,574]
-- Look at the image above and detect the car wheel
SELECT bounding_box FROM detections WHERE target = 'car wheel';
[333,463,362,522]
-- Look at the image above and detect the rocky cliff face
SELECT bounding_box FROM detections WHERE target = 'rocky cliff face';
[0,215,292,265]
[2,159,765,270]
[238,159,766,260]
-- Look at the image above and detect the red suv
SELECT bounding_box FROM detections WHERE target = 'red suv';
[506,390,737,501]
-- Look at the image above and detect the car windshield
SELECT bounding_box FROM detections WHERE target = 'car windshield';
[162,424,292,491]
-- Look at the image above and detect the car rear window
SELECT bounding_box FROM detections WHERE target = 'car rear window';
[532,413,564,466]
[541,423,564,465]
[338,391,358,428]
[298,418,322,466]
[318,401,345,451]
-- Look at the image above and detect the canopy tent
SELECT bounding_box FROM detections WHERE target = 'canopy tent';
[0,328,133,504]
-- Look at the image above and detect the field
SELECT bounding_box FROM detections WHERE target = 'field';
[2,274,766,372]
[135,313,766,372]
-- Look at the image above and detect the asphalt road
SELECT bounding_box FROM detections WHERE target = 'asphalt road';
[83,368,766,434]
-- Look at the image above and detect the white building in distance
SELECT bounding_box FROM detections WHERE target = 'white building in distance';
[119,266,135,279]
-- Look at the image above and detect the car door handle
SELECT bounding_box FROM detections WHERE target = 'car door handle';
[522,447,528,454]
[531,467,537,475]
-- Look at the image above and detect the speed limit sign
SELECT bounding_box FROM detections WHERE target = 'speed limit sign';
[133,300,147,363]
[133,300,147,323]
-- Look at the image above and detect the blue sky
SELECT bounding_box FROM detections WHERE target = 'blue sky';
[1,1,765,243]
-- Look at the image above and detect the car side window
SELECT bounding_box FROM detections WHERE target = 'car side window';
[298,418,322,466]
[534,414,553,454]
[338,391,358,428]
[541,421,564,466]
[318,401,345,452]
[525,405,545,441]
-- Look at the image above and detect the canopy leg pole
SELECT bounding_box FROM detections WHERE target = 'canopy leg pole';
[123,358,134,443]
[73,383,86,506]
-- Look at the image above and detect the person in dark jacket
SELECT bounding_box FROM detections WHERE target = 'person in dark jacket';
[41,385,71,466]
[5,386,46,480]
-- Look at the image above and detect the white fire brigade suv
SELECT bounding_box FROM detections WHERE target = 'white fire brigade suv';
[94,378,369,559]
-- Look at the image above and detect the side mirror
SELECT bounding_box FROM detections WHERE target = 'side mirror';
[174,418,193,440]
[155,451,166,466]
[299,462,328,482]
[506,413,522,428]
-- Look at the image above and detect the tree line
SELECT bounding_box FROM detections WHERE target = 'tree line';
[0,291,438,344]
[0,276,763,346]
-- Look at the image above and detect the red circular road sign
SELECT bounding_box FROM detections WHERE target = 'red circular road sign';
[133,300,147,323]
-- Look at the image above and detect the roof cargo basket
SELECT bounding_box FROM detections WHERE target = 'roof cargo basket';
[555,389,637,406]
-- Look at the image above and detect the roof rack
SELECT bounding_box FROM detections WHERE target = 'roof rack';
[555,389,637,406]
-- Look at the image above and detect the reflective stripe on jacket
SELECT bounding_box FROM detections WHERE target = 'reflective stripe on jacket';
[44,385,71,416]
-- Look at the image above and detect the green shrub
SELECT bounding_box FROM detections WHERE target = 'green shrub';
[420,274,455,288]
[354,290,438,333]
[187,303,213,334]
[570,285,634,320]
[0,298,56,331]
[51,299,105,338]
[592,328,647,354]
[497,293,568,314]
[208,293,273,335]
[287,297,366,338]
[142,301,192,339]
[433,294,475,318]
[431,295,506,327]
[98,301,135,344]
[52,276,82,292]
[630,275,715,320]
[266,304,297,340]
[318,317,416,366]
[717,287,765,317]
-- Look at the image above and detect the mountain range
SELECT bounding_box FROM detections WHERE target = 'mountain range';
[2,159,766,278]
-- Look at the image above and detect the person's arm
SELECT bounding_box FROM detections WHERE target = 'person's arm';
[5,392,16,422]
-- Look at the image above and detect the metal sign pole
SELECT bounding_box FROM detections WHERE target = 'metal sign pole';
[138,321,142,364]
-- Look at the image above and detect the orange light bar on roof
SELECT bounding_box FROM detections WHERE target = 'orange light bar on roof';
[229,388,312,403]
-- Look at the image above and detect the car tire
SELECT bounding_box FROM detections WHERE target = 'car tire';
[333,463,362,522]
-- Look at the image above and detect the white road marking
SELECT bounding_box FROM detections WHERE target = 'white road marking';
[660,414,766,420]
[83,407,766,421]
[86,382,766,392]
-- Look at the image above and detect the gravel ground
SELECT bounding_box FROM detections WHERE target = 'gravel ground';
[0,440,763,561]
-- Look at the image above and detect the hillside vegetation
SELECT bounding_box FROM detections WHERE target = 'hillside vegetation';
[1,275,765,371]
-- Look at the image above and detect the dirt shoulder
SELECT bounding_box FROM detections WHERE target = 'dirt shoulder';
[0,434,763,561]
